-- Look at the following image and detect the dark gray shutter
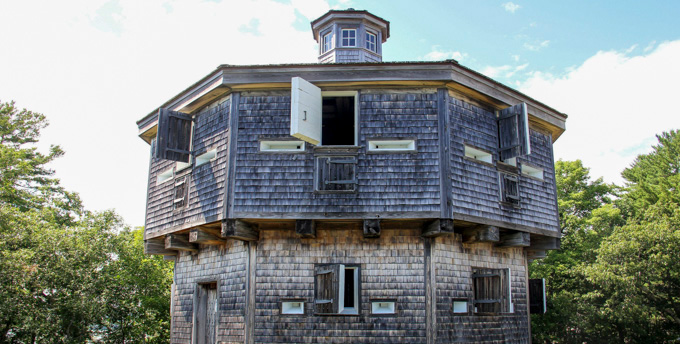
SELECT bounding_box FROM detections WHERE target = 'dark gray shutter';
[498,103,530,161]
[472,268,502,313]
[314,264,341,314]
[501,173,520,204]
[155,108,192,162]
[317,156,356,191]
[529,278,547,314]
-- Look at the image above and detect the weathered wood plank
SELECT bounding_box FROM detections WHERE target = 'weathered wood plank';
[422,219,454,238]
[244,242,257,344]
[165,233,198,252]
[497,231,531,247]
[223,92,240,220]
[189,227,225,245]
[144,237,177,255]
[462,225,500,243]
[437,88,453,219]
[222,219,259,241]
[363,219,381,238]
[295,220,316,238]
[527,250,547,260]
[530,236,561,250]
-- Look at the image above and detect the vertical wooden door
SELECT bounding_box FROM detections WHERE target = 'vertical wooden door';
[195,282,217,344]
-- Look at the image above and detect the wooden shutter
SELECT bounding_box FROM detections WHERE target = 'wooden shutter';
[529,278,547,314]
[315,264,341,314]
[155,108,193,162]
[472,268,503,313]
[498,103,530,161]
[500,173,520,204]
[290,77,322,145]
[174,177,188,210]
[317,156,356,191]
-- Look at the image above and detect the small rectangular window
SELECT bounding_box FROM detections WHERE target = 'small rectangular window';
[368,139,416,152]
[314,264,359,315]
[322,32,333,53]
[371,300,396,314]
[521,163,544,180]
[472,268,511,314]
[365,32,377,52]
[452,299,469,314]
[281,300,305,315]
[464,145,493,163]
[341,29,356,46]
[176,160,191,172]
[260,140,305,152]
[174,176,188,210]
[195,149,217,167]
[499,172,520,204]
[157,168,174,184]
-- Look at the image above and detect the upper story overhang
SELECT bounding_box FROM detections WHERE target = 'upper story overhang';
[137,61,567,143]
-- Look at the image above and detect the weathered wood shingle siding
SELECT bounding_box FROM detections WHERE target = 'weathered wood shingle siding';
[171,241,247,344]
[433,236,529,343]
[254,228,426,343]
[231,92,441,217]
[448,96,559,234]
[145,96,230,236]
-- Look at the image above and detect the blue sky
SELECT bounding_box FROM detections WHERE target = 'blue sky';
[1,0,678,227]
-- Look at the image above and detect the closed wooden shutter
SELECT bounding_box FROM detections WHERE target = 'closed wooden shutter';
[317,156,356,191]
[472,268,509,313]
[500,173,520,204]
[291,77,322,145]
[174,177,188,210]
[155,108,193,162]
[529,278,546,314]
[315,264,341,314]
[498,103,530,161]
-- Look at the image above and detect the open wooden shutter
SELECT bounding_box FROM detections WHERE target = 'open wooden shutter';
[315,264,341,314]
[529,278,547,314]
[498,103,530,161]
[291,77,322,145]
[155,108,192,162]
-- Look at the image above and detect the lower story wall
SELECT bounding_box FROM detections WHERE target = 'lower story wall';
[170,228,529,344]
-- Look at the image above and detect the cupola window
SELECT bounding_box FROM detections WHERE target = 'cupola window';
[365,32,377,52]
[341,29,356,47]
[322,32,333,53]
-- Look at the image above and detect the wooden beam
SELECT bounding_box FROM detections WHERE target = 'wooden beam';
[144,237,178,255]
[462,225,499,243]
[165,233,198,252]
[422,219,454,238]
[189,227,225,245]
[363,219,381,238]
[163,255,176,261]
[527,250,547,260]
[497,232,531,248]
[223,220,259,241]
[295,220,316,238]
[530,236,561,250]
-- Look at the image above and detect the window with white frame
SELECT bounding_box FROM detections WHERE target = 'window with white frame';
[314,264,359,315]
[521,163,544,180]
[365,32,377,52]
[195,149,217,167]
[322,32,333,53]
[341,29,356,46]
[464,145,493,164]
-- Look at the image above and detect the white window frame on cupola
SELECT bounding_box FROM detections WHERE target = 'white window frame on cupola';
[341,29,356,47]
[322,32,333,53]
[365,32,377,52]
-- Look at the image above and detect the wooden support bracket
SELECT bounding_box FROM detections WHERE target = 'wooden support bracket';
[462,225,499,243]
[529,236,561,250]
[144,237,178,255]
[189,227,225,245]
[223,219,259,241]
[527,250,547,260]
[165,233,198,252]
[363,219,381,238]
[422,219,454,238]
[497,231,531,248]
[295,220,316,238]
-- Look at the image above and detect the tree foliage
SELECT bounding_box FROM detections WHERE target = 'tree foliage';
[0,101,172,343]
[531,130,680,343]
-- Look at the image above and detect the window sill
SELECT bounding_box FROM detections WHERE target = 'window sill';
[313,145,360,156]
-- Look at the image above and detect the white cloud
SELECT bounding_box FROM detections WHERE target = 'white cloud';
[481,63,528,78]
[0,0,330,227]
[520,40,680,185]
[512,54,521,62]
[524,40,550,51]
[423,46,467,61]
[502,2,521,13]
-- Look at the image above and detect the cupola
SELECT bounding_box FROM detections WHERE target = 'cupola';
[311,9,390,63]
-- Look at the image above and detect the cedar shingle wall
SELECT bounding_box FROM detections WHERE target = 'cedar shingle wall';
[145,96,230,236]
[448,96,559,233]
[434,235,529,343]
[254,228,427,343]
[171,241,247,344]
[232,92,440,216]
